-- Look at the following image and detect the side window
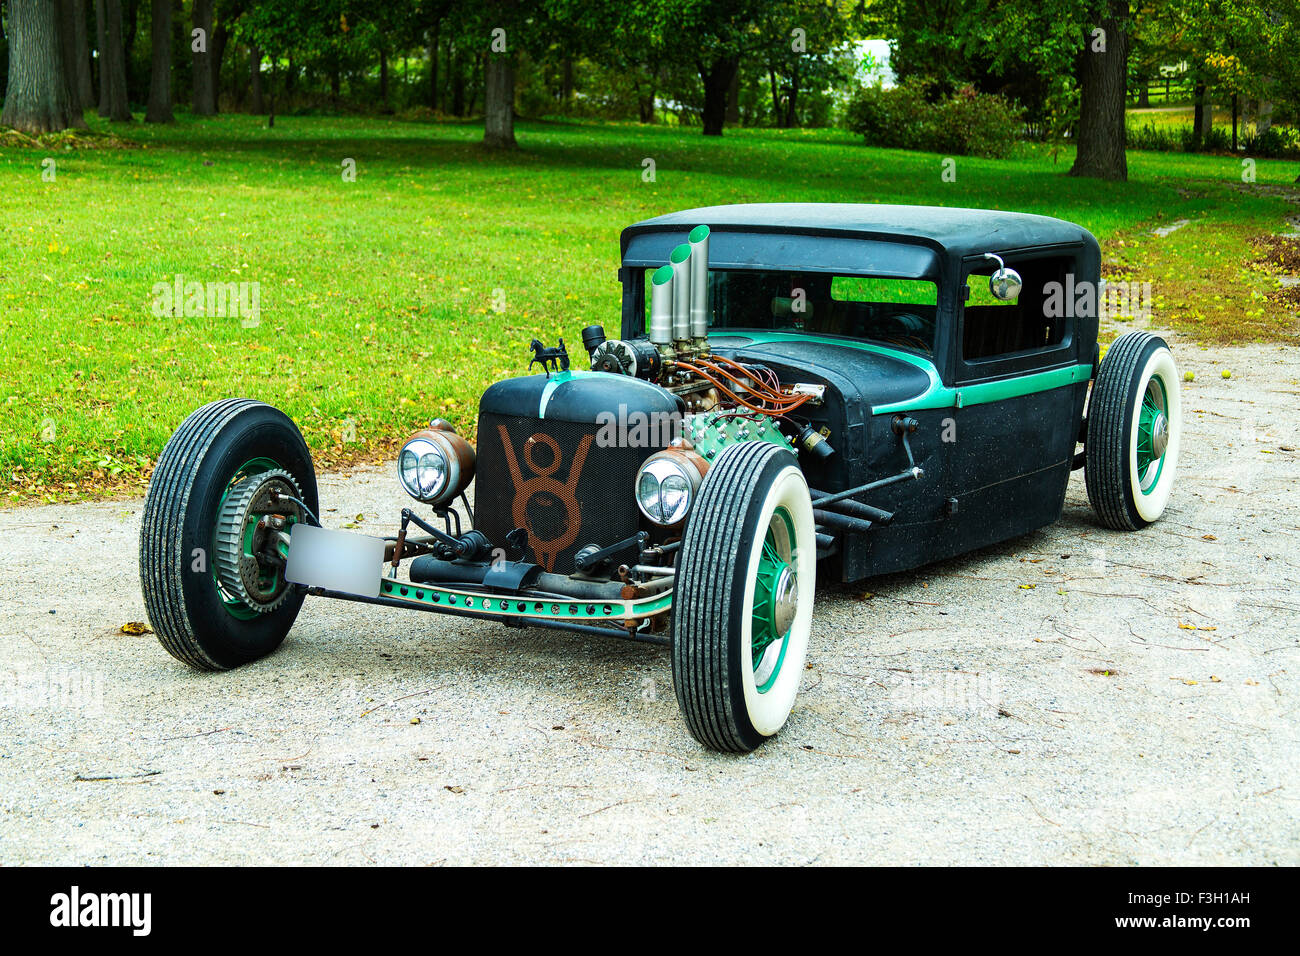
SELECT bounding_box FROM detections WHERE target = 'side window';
[961,257,1070,362]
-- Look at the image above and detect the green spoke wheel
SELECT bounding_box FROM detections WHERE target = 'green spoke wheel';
[750,510,798,693]
[140,399,317,670]
[1085,331,1182,530]
[673,441,815,753]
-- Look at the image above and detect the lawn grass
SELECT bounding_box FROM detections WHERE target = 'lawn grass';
[2,113,1298,503]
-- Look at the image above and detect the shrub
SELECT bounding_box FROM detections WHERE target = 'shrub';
[843,81,1024,158]
[1126,120,1300,158]
[1241,125,1300,159]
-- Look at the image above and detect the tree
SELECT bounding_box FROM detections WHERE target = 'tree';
[1069,0,1128,179]
[756,0,858,128]
[884,0,1128,178]
[2,0,78,132]
[480,0,521,148]
[248,43,263,112]
[145,0,172,121]
[483,50,516,146]
[193,0,215,114]
[59,0,95,111]
[54,1,89,126]
[210,1,248,105]
[679,0,761,135]
[99,0,131,120]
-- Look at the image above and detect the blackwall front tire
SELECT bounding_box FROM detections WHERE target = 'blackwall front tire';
[672,441,816,753]
[1085,331,1181,530]
[140,399,318,670]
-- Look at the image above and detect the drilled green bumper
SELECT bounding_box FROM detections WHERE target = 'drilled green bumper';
[377,577,673,622]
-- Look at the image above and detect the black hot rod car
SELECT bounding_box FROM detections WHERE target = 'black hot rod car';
[140,204,1181,752]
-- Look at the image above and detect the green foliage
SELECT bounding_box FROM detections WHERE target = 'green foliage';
[1242,125,1300,159]
[844,81,1024,158]
[1127,120,1300,159]
[879,0,1090,134]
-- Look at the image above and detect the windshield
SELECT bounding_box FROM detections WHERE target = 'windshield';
[645,269,939,355]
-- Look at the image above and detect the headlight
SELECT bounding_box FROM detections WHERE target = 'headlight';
[635,451,704,526]
[397,424,477,507]
[399,439,448,502]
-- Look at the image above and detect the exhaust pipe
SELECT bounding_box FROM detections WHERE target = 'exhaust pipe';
[688,225,710,346]
[669,243,692,347]
[648,264,675,350]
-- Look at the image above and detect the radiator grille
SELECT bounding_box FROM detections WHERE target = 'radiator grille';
[474,412,663,574]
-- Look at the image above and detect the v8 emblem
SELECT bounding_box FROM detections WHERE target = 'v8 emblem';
[498,427,592,572]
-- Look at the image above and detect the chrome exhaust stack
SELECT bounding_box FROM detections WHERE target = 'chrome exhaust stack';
[648,264,675,356]
[669,243,692,350]
[688,225,710,349]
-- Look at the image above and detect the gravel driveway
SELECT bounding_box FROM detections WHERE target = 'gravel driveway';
[2,336,1297,865]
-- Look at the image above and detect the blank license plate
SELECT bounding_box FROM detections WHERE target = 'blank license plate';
[284,524,386,599]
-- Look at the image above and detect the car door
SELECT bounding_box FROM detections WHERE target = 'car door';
[944,247,1092,549]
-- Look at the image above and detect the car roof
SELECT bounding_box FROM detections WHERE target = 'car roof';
[621,203,1092,262]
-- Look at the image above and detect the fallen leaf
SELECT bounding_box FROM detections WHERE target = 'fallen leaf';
[120,621,152,635]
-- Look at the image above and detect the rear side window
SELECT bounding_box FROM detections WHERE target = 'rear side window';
[961,257,1072,361]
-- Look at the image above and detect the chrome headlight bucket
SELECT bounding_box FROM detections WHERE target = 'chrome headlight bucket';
[398,423,476,507]
[635,448,705,526]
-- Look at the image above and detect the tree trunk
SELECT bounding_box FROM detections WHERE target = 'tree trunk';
[451,45,465,115]
[63,0,95,109]
[483,51,516,147]
[211,15,230,110]
[57,0,89,126]
[249,44,263,113]
[1231,92,1238,151]
[1068,1,1127,181]
[96,0,109,115]
[191,0,214,115]
[101,0,131,120]
[329,55,340,108]
[1197,85,1212,140]
[117,0,139,103]
[144,0,172,122]
[780,61,790,127]
[2,0,78,133]
[560,57,573,109]
[725,67,740,125]
[700,54,739,136]
[1136,78,1149,108]
[427,26,439,110]
[379,47,389,108]
[1192,81,1210,146]
[232,44,249,105]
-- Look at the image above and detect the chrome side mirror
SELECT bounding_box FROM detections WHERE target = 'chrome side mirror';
[983,252,1022,301]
